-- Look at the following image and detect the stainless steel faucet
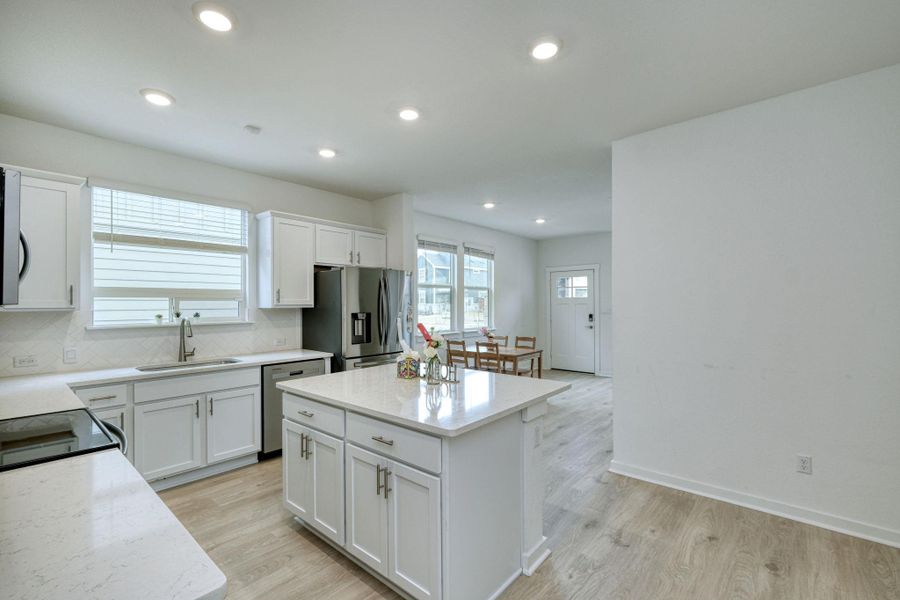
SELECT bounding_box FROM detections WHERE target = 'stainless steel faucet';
[178,317,195,362]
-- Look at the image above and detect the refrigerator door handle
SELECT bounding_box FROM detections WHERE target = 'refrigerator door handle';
[382,272,391,347]
[376,275,385,347]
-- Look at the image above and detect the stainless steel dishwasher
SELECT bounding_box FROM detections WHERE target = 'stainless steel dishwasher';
[261,359,326,456]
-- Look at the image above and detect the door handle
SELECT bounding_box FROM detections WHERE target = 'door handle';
[195,399,199,418]
[300,433,306,458]
[349,250,354,264]
[383,468,392,501]
[357,251,361,264]
[69,284,74,306]
[19,230,30,281]
[209,397,214,416]
[376,464,384,496]
[276,288,281,303]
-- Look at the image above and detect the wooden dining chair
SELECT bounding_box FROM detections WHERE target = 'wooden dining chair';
[491,335,509,347]
[446,339,471,368]
[475,341,503,373]
[514,336,537,377]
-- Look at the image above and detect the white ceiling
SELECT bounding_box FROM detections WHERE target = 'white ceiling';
[2,1,900,239]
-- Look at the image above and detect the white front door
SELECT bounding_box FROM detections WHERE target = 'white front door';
[550,269,595,373]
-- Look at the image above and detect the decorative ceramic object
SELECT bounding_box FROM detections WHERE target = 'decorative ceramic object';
[397,356,419,379]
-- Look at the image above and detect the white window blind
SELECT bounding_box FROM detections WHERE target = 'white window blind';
[463,244,494,330]
[91,187,248,325]
[416,238,457,333]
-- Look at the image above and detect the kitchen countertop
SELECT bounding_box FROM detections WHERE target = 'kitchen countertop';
[277,364,571,437]
[0,349,332,421]
[0,449,226,600]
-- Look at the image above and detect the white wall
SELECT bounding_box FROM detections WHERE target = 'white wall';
[537,233,612,375]
[0,113,372,376]
[611,64,900,546]
[414,212,539,340]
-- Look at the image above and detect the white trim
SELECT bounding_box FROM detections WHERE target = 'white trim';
[149,453,258,491]
[0,162,86,186]
[257,210,386,235]
[486,567,525,600]
[609,460,900,549]
[544,264,601,375]
[89,177,252,212]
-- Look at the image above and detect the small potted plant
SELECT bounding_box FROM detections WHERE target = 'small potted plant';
[193,312,201,321]
[154,314,163,325]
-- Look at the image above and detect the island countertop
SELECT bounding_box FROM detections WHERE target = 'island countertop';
[277,364,571,437]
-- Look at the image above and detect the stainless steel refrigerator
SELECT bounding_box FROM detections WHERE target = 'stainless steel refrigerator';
[303,267,413,371]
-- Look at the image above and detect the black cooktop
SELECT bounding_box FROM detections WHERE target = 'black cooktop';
[0,408,119,472]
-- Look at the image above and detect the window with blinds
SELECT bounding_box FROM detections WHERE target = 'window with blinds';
[463,245,494,330]
[91,187,248,326]
[416,238,457,332]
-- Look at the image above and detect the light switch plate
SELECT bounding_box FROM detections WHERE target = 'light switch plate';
[13,355,38,368]
[63,347,78,364]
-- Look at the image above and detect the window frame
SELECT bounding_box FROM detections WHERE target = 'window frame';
[462,247,494,331]
[89,186,250,328]
[416,238,458,334]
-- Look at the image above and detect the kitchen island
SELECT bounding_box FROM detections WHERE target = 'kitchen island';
[278,365,571,600]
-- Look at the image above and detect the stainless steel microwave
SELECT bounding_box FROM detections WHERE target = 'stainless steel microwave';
[1,167,27,305]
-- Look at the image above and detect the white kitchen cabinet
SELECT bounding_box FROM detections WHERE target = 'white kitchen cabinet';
[207,386,260,464]
[315,224,355,266]
[2,175,81,310]
[257,213,314,308]
[388,461,442,600]
[282,421,345,544]
[315,224,386,268]
[134,395,204,481]
[346,443,390,576]
[344,443,441,600]
[354,231,387,268]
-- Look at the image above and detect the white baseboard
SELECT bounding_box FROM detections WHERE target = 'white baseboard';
[609,460,900,549]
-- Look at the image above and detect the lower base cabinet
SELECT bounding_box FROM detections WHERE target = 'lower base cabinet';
[283,419,345,545]
[134,385,260,481]
[345,444,442,600]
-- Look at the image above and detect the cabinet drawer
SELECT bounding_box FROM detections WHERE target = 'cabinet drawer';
[134,367,259,404]
[74,383,128,409]
[283,393,345,438]
[347,412,441,474]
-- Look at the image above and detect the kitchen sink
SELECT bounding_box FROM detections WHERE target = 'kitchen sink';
[135,358,242,372]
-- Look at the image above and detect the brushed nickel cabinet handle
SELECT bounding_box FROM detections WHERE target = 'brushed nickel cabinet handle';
[349,250,353,264]
[376,464,384,496]
[383,468,392,501]
[87,394,117,402]
[300,433,306,458]
[120,411,125,427]
[69,284,74,306]
[357,251,361,264]
[195,399,199,418]
[304,435,312,459]
[371,435,394,446]
[298,410,315,418]
[209,397,214,416]
[276,288,281,303]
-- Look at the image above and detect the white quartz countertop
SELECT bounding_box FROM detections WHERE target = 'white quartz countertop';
[278,364,571,437]
[0,449,226,600]
[0,349,331,420]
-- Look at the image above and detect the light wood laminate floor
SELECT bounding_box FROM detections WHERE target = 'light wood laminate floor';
[160,371,900,599]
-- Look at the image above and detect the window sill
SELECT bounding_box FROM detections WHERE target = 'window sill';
[85,320,255,331]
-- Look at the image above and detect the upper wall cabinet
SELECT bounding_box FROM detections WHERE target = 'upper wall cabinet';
[315,224,386,268]
[258,213,315,308]
[2,175,82,311]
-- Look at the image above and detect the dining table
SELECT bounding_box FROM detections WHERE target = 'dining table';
[462,343,544,378]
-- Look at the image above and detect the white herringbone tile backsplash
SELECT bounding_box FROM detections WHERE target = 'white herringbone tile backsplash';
[0,308,302,377]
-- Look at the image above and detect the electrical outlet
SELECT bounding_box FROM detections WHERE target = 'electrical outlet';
[273,337,287,347]
[797,454,812,475]
[63,347,78,364]
[13,355,38,369]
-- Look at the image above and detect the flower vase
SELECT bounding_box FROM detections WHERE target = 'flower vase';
[425,357,442,385]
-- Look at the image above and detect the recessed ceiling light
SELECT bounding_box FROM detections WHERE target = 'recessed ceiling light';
[318,148,337,158]
[530,40,560,61]
[483,202,496,209]
[140,88,175,107]
[192,2,235,32]
[398,108,420,121]
[535,218,546,224]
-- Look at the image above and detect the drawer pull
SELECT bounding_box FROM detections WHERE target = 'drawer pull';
[298,410,315,418]
[371,435,394,446]
[88,394,118,402]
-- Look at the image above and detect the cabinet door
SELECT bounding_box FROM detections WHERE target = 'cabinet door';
[388,461,442,600]
[283,419,312,519]
[92,405,131,463]
[207,386,260,464]
[5,177,80,310]
[134,395,203,481]
[345,444,389,576]
[354,231,387,268]
[274,217,314,307]
[315,224,354,266]
[306,428,345,545]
